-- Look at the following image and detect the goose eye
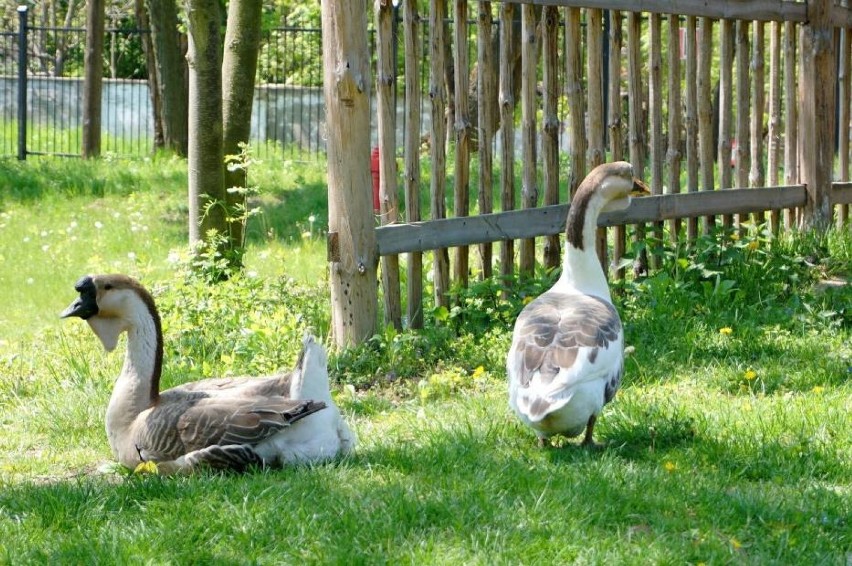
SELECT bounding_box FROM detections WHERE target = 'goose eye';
[104,284,113,290]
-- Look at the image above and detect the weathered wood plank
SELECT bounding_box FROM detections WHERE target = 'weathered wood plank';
[718,18,734,231]
[587,8,608,271]
[697,17,715,235]
[685,15,699,241]
[542,5,561,270]
[627,11,647,275]
[750,20,766,225]
[734,19,750,227]
[666,13,682,242]
[477,1,495,278]
[783,21,798,229]
[838,5,850,227]
[402,0,423,328]
[453,0,471,290]
[375,0,401,330]
[799,0,835,229]
[608,10,627,278]
[648,12,663,268]
[566,7,586,195]
[429,0,450,308]
[767,20,782,233]
[498,3,515,290]
[498,0,808,22]
[519,3,538,276]
[376,186,810,255]
[321,0,377,346]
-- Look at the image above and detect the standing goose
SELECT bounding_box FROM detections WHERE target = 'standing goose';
[61,274,354,474]
[507,161,648,447]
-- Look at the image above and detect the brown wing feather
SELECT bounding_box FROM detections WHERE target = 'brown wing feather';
[138,393,325,461]
[512,292,621,388]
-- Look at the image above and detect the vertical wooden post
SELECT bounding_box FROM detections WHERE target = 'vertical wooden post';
[402,0,423,329]
[666,13,682,243]
[453,0,471,290]
[768,21,783,233]
[375,0,402,330]
[587,9,608,273]
[477,2,495,279]
[609,10,627,278]
[627,11,647,275]
[519,4,538,277]
[735,20,751,227]
[542,6,561,271]
[499,3,515,291]
[838,5,851,228]
[322,0,378,347]
[566,7,587,198]
[750,20,766,228]
[648,12,663,269]
[718,19,734,229]
[429,0,450,309]
[697,17,715,235]
[685,16,699,242]
[783,21,799,229]
[799,0,836,230]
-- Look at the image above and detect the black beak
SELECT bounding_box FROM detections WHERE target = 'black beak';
[60,275,99,320]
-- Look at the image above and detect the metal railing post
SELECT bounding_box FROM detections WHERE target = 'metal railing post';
[17,5,27,161]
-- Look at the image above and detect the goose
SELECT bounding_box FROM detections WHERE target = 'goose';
[60,274,354,474]
[507,161,648,447]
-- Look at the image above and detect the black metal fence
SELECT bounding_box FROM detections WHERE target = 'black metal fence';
[0,9,336,160]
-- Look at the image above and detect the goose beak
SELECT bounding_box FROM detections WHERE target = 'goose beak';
[631,178,651,197]
[60,275,99,320]
[60,295,99,320]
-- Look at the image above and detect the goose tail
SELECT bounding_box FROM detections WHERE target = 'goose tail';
[289,333,332,402]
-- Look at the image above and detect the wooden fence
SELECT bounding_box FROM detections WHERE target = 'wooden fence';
[322,0,852,346]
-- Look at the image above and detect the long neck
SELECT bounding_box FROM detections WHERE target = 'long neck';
[106,298,163,443]
[556,188,611,298]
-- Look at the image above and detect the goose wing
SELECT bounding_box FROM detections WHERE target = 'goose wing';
[509,292,623,396]
[137,394,326,462]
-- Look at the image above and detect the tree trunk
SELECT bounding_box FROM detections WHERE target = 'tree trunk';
[222,0,262,261]
[186,0,226,247]
[322,0,378,346]
[82,0,104,158]
[146,0,188,156]
[135,0,163,149]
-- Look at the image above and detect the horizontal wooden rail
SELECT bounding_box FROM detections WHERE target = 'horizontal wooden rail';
[498,0,809,23]
[375,183,851,256]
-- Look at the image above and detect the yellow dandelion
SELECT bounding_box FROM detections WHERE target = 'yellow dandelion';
[730,537,742,550]
[133,461,159,475]
[663,461,677,472]
[811,386,825,394]
[747,240,759,251]
[744,369,757,381]
[522,296,535,305]
[472,365,485,378]
[719,327,733,335]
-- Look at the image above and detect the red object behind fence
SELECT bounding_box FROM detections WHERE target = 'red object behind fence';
[370,146,381,212]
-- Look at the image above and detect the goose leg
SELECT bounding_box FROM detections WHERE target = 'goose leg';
[156,444,265,475]
[580,414,603,448]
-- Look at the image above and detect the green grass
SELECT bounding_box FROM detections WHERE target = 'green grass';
[0,156,850,564]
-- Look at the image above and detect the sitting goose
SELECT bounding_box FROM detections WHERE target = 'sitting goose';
[507,161,648,447]
[61,274,354,474]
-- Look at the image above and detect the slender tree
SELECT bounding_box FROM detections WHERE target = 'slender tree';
[146,0,188,155]
[186,0,226,247]
[82,0,104,158]
[222,0,263,257]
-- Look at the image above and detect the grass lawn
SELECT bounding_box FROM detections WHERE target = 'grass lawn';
[0,156,849,564]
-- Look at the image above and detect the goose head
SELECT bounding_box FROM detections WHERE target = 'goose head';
[61,274,159,353]
[565,161,649,251]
